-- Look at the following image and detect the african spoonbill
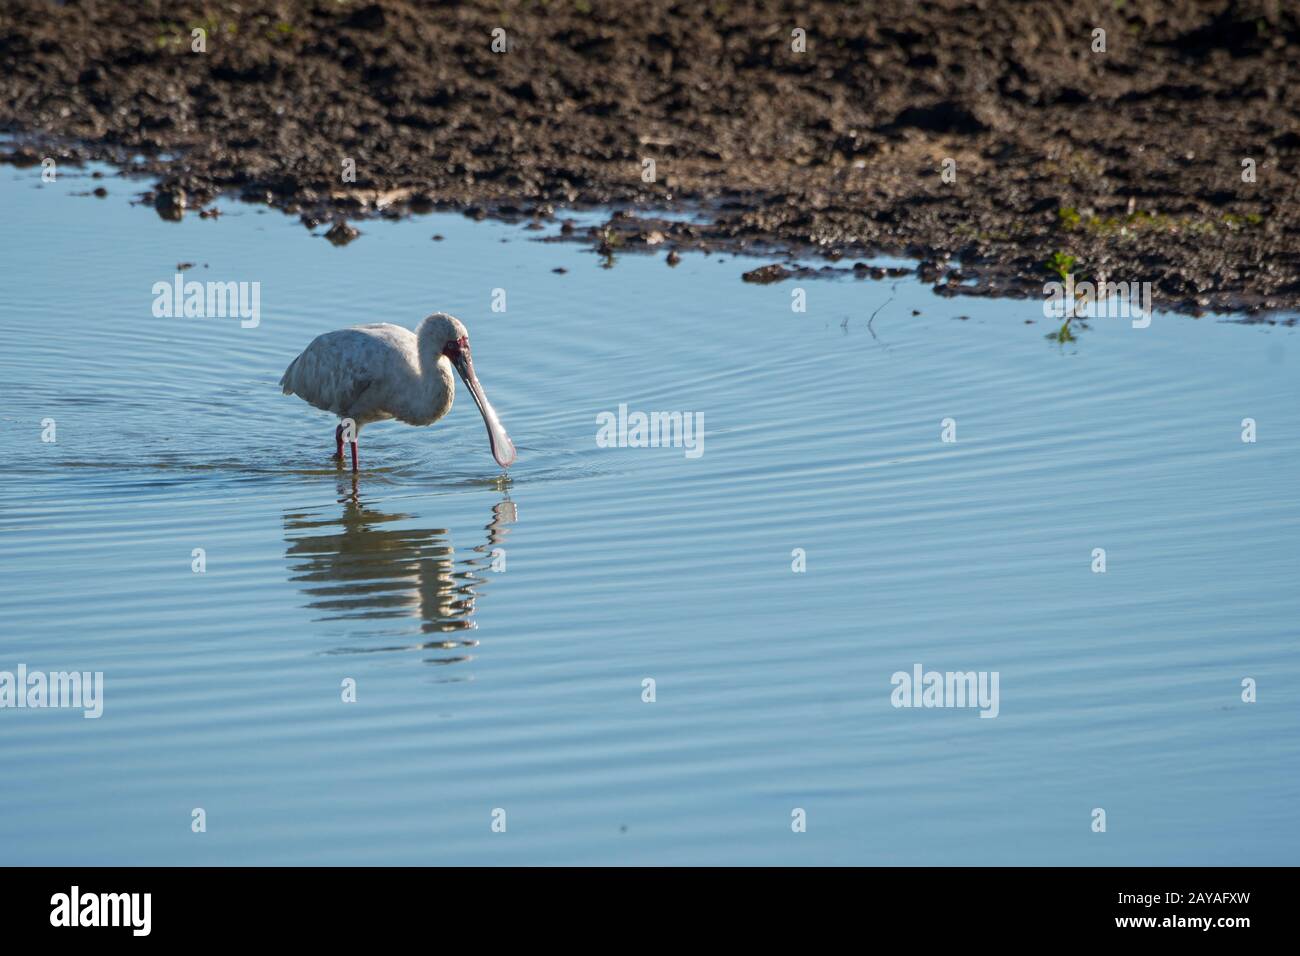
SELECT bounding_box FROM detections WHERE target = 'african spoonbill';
[280,313,516,471]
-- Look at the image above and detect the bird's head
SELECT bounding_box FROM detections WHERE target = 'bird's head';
[419,313,516,468]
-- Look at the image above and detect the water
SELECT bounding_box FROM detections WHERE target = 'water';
[1,161,1297,865]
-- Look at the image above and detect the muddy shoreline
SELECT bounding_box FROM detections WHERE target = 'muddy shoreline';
[2,0,1298,315]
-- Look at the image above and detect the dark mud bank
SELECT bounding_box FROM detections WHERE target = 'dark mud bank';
[2,0,1298,316]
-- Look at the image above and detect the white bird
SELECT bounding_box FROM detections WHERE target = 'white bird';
[280,312,516,471]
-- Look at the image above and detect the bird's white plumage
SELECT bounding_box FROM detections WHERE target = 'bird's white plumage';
[280,321,454,427]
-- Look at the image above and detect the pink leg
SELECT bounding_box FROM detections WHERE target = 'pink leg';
[334,424,344,460]
[350,439,359,472]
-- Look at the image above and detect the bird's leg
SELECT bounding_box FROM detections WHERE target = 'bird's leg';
[350,437,359,472]
[335,424,346,461]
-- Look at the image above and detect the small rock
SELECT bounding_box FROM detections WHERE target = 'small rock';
[325,220,360,246]
[742,263,793,284]
[917,260,942,282]
[666,250,681,266]
[154,188,186,221]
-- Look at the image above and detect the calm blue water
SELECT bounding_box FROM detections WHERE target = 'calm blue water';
[1,160,1297,865]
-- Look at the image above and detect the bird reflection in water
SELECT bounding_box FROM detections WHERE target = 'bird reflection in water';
[283,476,517,665]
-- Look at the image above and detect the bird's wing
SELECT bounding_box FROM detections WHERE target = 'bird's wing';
[280,326,412,417]
[338,378,378,419]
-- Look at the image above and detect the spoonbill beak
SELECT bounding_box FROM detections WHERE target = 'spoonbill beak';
[448,340,516,468]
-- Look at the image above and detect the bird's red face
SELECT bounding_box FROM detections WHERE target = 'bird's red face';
[443,334,516,468]
[441,335,469,361]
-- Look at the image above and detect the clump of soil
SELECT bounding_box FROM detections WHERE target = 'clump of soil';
[1,0,1297,314]
[324,220,361,246]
